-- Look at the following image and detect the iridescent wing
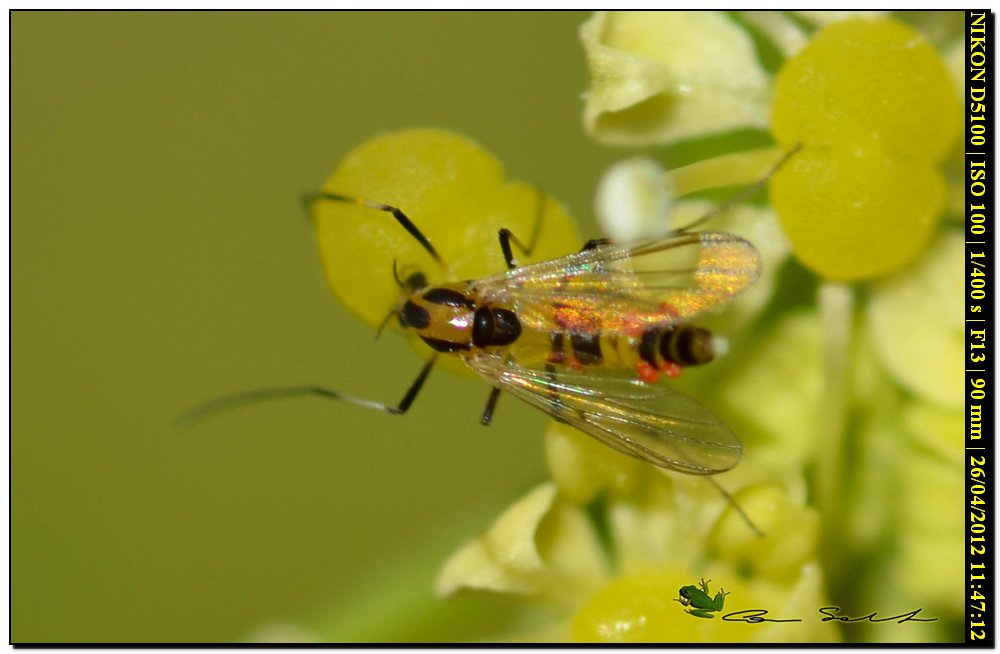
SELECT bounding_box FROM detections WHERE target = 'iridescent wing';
[465,353,741,475]
[472,231,760,336]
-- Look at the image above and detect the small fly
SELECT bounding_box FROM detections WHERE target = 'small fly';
[184,145,800,534]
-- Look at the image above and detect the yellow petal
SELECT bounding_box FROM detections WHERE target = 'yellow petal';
[708,483,821,579]
[315,129,579,330]
[877,451,964,635]
[544,421,642,505]
[571,563,839,643]
[435,483,556,598]
[717,310,823,464]
[772,18,958,159]
[770,147,946,280]
[581,11,770,146]
[903,401,963,465]
[866,230,963,408]
[435,483,610,604]
[770,18,959,280]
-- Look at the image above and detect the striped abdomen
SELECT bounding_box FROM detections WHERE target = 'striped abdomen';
[512,322,718,383]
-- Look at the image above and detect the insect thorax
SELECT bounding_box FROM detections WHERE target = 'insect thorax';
[400,282,521,354]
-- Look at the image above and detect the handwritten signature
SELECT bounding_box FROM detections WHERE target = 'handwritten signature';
[721,607,937,624]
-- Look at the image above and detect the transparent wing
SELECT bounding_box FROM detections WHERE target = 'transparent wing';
[466,353,741,475]
[472,231,761,335]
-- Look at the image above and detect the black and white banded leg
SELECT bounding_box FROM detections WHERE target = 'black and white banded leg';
[178,356,438,427]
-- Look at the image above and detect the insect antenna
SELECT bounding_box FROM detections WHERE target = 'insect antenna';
[706,477,764,538]
[374,259,431,341]
[177,356,437,428]
[391,259,405,288]
[674,142,803,233]
[391,260,428,294]
[303,192,445,267]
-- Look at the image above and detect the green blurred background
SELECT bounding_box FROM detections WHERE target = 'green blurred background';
[12,11,620,642]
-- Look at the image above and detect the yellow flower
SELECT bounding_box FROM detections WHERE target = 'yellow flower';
[582,11,961,281]
[580,12,771,146]
[428,11,964,644]
[271,13,964,643]
[437,422,840,642]
[770,18,959,280]
[312,128,579,376]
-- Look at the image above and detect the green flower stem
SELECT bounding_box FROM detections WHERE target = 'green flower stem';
[815,282,853,580]
[670,146,786,197]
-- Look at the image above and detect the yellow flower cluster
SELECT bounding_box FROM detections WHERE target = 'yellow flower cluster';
[431,12,963,643]
[281,11,963,645]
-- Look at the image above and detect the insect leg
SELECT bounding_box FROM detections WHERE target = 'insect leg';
[498,229,527,270]
[178,356,438,427]
[392,355,438,414]
[480,387,502,426]
[581,238,611,251]
[705,477,764,538]
[674,143,803,233]
[543,362,564,418]
[373,308,398,341]
[497,185,548,269]
[304,192,444,265]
